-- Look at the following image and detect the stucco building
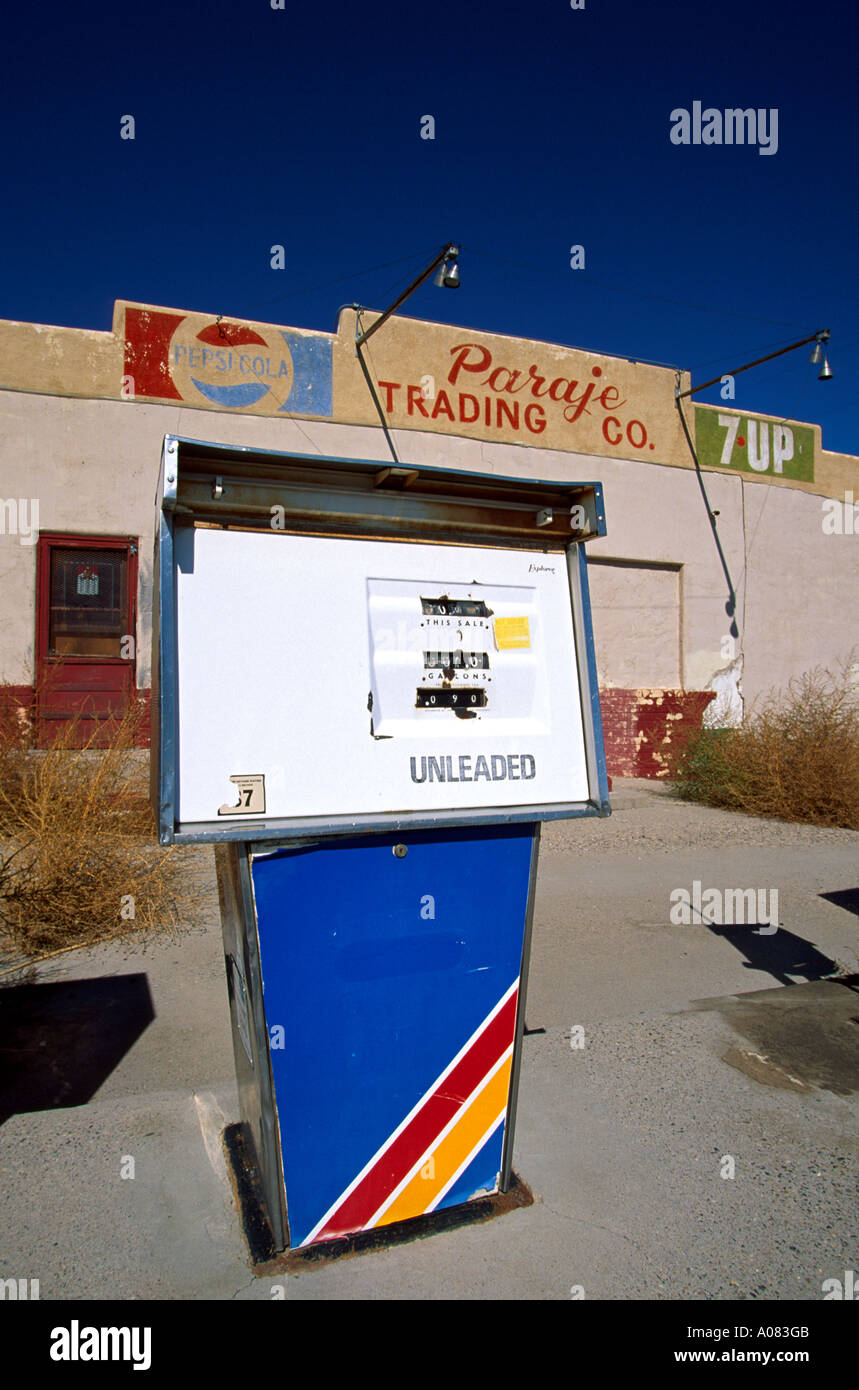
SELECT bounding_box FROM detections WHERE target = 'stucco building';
[0,298,856,775]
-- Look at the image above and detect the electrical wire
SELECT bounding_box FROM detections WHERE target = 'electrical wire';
[225,246,440,318]
[686,333,823,373]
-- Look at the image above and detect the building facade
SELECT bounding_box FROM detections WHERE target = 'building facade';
[0,299,856,774]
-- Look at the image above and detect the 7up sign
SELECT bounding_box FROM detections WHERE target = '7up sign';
[695,406,814,482]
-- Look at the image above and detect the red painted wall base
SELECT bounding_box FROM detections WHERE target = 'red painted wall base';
[599,688,716,779]
[0,685,151,749]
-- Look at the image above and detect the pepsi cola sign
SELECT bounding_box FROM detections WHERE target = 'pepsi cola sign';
[123,305,333,417]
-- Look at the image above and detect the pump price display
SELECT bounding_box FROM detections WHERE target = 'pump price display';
[424,651,490,669]
[421,597,490,617]
[368,574,545,739]
[416,688,487,709]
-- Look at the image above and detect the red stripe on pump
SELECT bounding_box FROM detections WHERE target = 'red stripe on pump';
[313,989,518,1241]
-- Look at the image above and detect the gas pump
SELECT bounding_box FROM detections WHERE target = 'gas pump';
[151,434,609,1250]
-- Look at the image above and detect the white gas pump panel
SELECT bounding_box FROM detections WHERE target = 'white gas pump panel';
[173,526,589,828]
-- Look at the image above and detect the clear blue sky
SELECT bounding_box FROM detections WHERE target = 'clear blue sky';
[1,0,856,453]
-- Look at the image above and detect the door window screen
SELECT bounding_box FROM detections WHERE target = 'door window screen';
[48,548,127,657]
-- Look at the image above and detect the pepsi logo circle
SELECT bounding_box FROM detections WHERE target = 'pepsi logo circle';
[170,318,294,410]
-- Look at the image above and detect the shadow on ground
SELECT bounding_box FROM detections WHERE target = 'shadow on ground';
[819,886,859,917]
[0,974,154,1125]
[705,922,839,986]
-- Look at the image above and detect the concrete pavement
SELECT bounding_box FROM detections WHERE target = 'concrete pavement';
[1,781,856,1300]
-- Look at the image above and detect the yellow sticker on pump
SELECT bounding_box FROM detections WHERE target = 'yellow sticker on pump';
[494,616,531,650]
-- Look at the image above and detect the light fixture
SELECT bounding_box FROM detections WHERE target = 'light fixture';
[355,242,462,350]
[434,246,460,288]
[818,356,833,380]
[809,329,830,366]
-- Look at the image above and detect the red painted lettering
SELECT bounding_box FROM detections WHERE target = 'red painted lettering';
[525,364,551,397]
[563,380,598,422]
[602,415,623,445]
[487,367,522,392]
[598,385,625,410]
[431,389,455,420]
[549,377,576,402]
[496,399,519,429]
[407,384,429,417]
[378,381,400,412]
[448,343,492,385]
[437,350,636,435]
[524,403,546,434]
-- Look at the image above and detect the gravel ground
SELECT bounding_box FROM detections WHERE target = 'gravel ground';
[542,780,859,858]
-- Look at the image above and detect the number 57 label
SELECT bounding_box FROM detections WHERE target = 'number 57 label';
[218,774,266,816]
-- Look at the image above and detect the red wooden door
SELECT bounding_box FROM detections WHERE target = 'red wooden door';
[35,535,138,745]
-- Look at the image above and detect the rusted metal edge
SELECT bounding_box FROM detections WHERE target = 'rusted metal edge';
[223,1121,534,1273]
[162,435,607,546]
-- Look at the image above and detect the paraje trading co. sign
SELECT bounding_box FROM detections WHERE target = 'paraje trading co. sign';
[343,311,684,463]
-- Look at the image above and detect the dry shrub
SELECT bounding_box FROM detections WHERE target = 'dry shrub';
[0,685,189,958]
[670,659,859,829]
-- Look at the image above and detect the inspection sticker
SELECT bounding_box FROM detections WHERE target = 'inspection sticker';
[494,616,531,650]
[218,773,266,816]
